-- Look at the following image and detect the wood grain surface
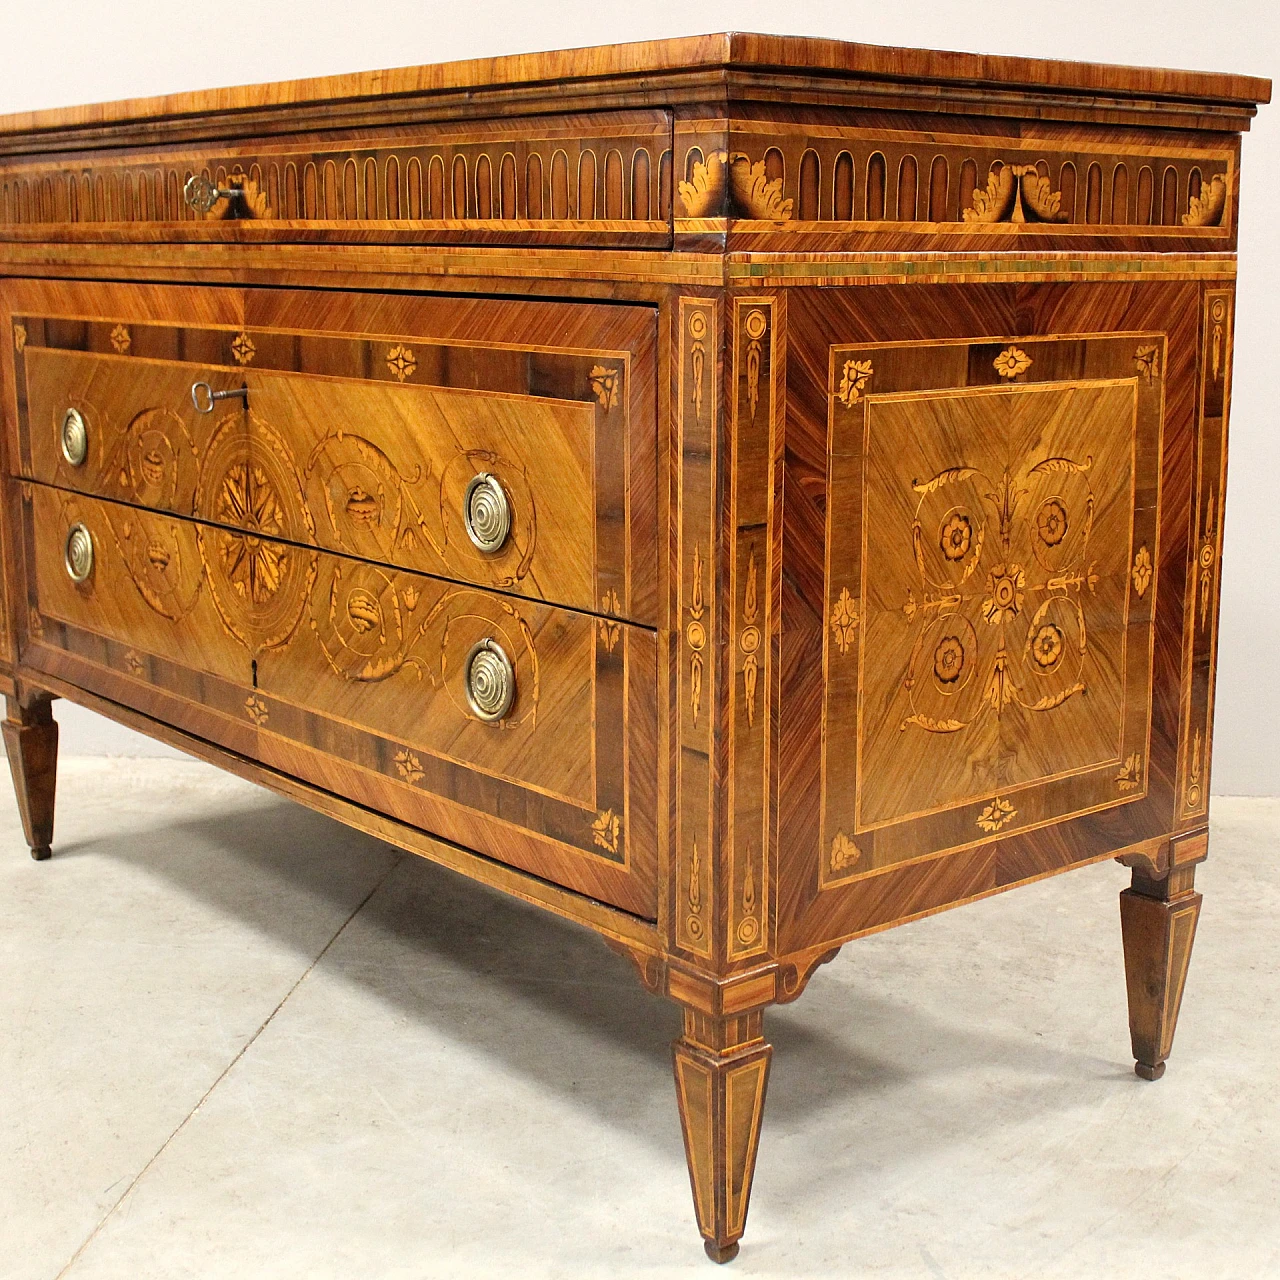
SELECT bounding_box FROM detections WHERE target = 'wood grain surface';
[776,279,1214,955]
[6,279,659,624]
[19,482,658,916]
[0,34,1266,143]
[0,35,1263,1260]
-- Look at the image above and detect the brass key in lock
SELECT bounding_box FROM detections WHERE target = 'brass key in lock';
[190,382,249,414]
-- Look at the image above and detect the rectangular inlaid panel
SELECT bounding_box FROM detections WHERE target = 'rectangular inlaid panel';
[821,332,1163,883]
[9,288,656,625]
[19,483,657,916]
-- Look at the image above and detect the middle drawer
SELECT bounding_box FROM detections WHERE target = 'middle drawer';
[21,340,635,622]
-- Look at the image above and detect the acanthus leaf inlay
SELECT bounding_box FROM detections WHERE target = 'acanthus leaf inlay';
[977,797,1016,833]
[592,808,621,854]
[837,359,873,407]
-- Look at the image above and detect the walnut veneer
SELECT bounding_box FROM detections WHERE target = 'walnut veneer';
[0,33,1269,1263]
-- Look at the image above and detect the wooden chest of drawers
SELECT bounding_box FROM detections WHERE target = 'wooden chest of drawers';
[0,34,1268,1262]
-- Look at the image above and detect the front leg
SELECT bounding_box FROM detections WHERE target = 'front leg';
[672,1009,772,1263]
[3,692,59,860]
[1120,862,1202,1080]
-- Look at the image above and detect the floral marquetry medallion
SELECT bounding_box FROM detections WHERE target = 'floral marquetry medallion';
[822,333,1165,883]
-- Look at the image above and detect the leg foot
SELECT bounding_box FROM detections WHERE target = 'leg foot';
[3,694,58,860]
[1120,864,1201,1081]
[672,1010,771,1262]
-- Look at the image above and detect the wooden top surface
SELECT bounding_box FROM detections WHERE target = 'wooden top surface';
[0,33,1269,138]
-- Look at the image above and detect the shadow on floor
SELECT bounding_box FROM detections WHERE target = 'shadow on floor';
[47,779,1123,1157]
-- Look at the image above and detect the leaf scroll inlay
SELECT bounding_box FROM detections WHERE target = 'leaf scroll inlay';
[740,552,761,727]
[687,542,707,727]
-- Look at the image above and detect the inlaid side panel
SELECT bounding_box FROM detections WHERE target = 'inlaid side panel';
[779,282,1205,954]
[1178,287,1234,822]
[824,334,1160,878]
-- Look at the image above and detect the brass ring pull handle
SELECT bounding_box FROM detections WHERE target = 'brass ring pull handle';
[463,472,512,553]
[60,407,88,467]
[183,174,245,214]
[464,638,516,722]
[191,381,249,414]
[64,523,94,583]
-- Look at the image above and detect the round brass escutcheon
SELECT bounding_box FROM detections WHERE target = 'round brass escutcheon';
[64,522,94,583]
[463,472,512,553]
[60,407,88,467]
[464,638,516,722]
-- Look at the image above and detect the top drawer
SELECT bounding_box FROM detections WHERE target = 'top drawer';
[6,282,658,626]
[0,110,673,249]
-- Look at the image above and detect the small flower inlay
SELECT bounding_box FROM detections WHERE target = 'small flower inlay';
[977,797,1016,833]
[837,359,873,406]
[981,564,1026,626]
[994,347,1032,379]
[1035,499,1068,547]
[588,364,619,409]
[830,832,861,872]
[592,809,621,854]
[1030,623,1064,670]
[394,750,424,785]
[939,512,973,561]
[830,586,860,654]
[231,332,256,365]
[1132,545,1153,598]
[933,634,966,684]
[387,345,417,382]
[110,324,131,354]
[245,695,269,727]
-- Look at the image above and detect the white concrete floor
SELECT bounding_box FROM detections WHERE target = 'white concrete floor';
[1,758,1277,1279]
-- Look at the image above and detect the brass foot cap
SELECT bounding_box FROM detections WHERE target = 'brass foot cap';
[30,845,51,862]
[1135,1060,1166,1081]
[704,1241,740,1265]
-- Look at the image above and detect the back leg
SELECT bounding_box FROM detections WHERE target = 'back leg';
[3,693,59,860]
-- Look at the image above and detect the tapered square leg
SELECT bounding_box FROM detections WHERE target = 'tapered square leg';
[672,1010,772,1263]
[1120,864,1201,1081]
[3,694,59,860]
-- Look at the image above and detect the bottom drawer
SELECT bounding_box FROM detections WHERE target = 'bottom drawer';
[19,483,658,916]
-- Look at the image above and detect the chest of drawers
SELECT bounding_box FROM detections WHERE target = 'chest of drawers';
[0,34,1269,1262]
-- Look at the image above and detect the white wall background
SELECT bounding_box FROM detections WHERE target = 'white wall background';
[1,0,1276,795]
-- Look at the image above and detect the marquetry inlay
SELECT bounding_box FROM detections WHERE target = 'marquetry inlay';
[822,331,1164,882]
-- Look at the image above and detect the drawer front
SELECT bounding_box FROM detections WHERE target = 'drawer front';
[9,284,657,624]
[0,109,673,248]
[19,484,657,916]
